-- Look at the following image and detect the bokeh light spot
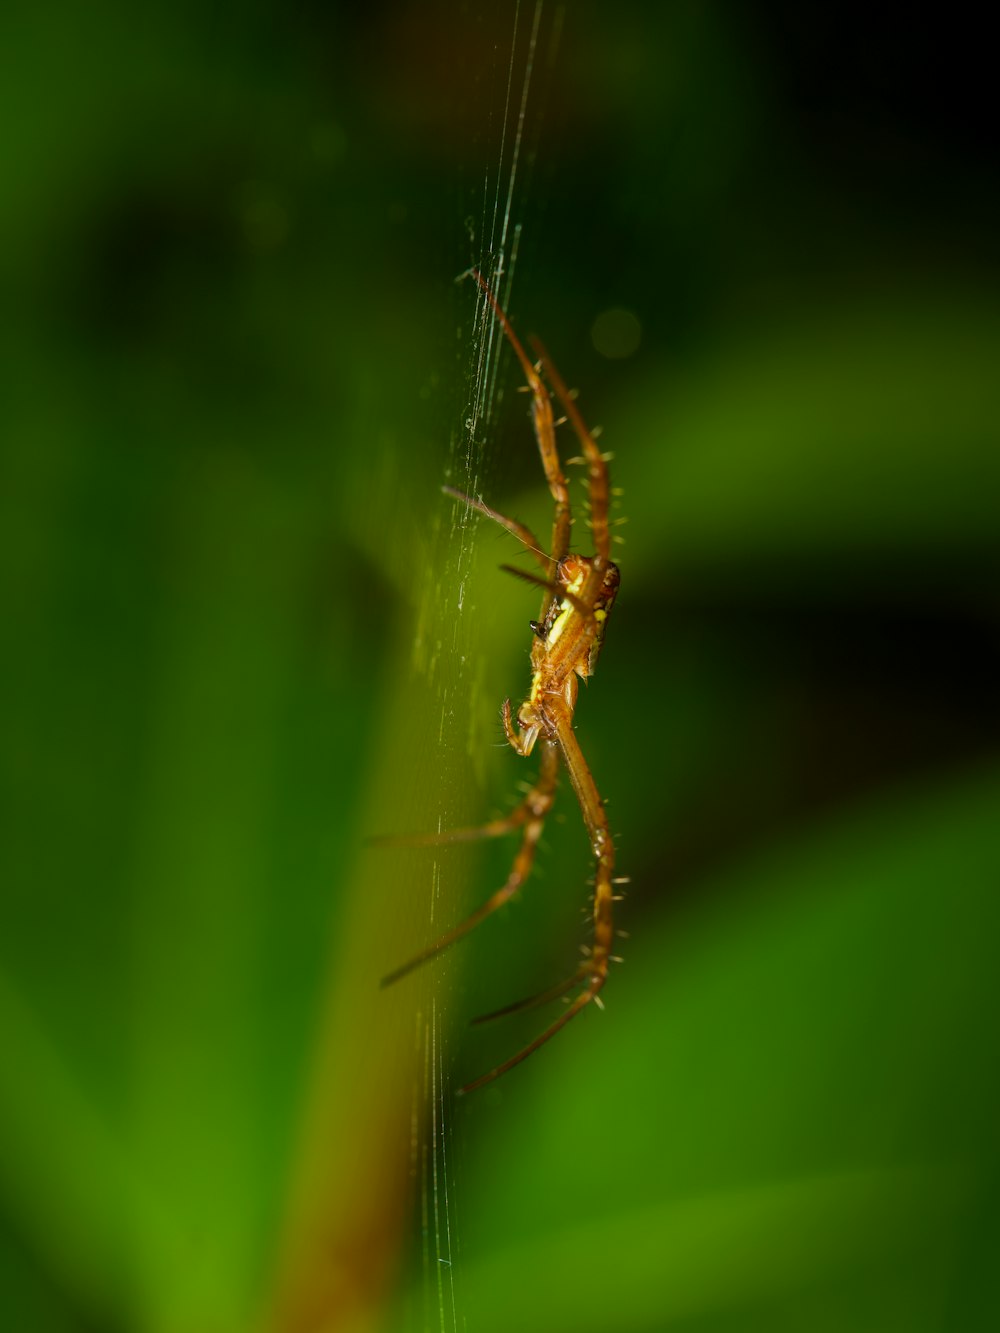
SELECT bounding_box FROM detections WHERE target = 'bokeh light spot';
[591,307,642,360]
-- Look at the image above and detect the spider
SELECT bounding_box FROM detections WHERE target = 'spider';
[381,268,623,1094]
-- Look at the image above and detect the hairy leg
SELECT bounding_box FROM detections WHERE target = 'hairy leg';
[379,740,560,986]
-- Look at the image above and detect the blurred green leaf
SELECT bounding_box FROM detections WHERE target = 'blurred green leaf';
[618,294,1000,590]
[455,765,1000,1330]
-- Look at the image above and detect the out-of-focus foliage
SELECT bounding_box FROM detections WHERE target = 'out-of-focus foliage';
[1,2,997,1331]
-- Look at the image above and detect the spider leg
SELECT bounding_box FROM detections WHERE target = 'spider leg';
[368,739,550,849]
[529,337,612,567]
[379,741,559,987]
[551,703,616,985]
[442,486,551,576]
[470,270,572,591]
[456,705,615,1095]
[470,969,583,1024]
[457,983,601,1095]
[498,564,596,621]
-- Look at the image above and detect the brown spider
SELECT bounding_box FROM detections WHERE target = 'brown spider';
[381,269,622,1094]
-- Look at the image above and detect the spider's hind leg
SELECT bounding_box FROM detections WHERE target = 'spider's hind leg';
[379,740,560,987]
[456,706,617,1094]
[470,968,583,1025]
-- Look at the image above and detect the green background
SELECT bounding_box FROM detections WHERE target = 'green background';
[2,3,998,1331]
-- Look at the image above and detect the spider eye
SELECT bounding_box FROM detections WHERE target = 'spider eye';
[529,619,545,638]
